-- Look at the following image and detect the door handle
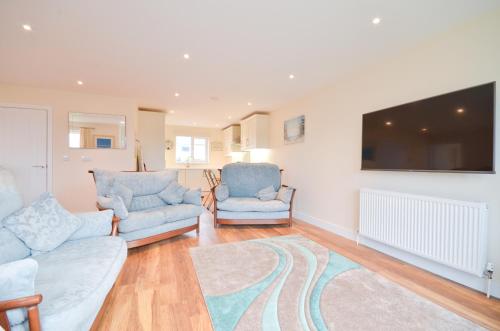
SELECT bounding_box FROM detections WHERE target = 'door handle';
[32,165,46,168]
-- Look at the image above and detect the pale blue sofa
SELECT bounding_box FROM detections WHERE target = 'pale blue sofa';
[92,169,204,248]
[0,168,127,331]
[212,163,296,227]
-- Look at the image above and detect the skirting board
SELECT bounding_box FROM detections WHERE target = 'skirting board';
[294,210,499,299]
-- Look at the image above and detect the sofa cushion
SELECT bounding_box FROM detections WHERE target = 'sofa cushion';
[0,228,30,264]
[183,189,202,206]
[0,167,23,221]
[277,186,294,204]
[0,167,30,264]
[217,197,290,212]
[221,163,281,197]
[256,185,278,201]
[119,204,203,233]
[68,210,113,241]
[4,193,82,252]
[158,181,188,205]
[31,236,127,331]
[215,183,229,201]
[129,194,166,212]
[0,258,38,327]
[93,169,178,197]
[109,182,133,209]
[97,195,129,219]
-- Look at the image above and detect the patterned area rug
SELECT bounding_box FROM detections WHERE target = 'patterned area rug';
[190,235,483,331]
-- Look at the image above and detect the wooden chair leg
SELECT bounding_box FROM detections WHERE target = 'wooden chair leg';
[0,311,11,331]
[196,216,200,234]
[27,305,41,331]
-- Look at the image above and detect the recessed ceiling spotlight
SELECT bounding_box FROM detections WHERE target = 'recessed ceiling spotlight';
[372,17,381,25]
[247,102,252,106]
[215,123,220,127]
[76,80,83,85]
[385,121,392,126]
[289,74,295,80]
[174,92,180,97]
[22,24,32,31]
[421,127,428,132]
[456,108,465,114]
[227,116,232,119]
[168,110,175,114]
[183,53,190,59]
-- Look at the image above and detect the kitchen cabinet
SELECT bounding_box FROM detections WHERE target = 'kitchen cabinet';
[240,113,269,150]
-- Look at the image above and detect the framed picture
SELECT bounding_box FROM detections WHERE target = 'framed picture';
[284,115,305,144]
[94,135,114,148]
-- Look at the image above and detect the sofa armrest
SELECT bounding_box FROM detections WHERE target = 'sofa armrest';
[96,204,120,236]
[0,294,42,331]
[281,185,297,209]
[69,210,117,240]
[211,186,218,227]
[0,259,40,331]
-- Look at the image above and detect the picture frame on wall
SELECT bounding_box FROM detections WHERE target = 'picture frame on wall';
[284,115,305,144]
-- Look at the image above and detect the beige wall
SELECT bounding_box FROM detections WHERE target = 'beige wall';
[269,11,500,290]
[165,125,229,169]
[0,84,138,212]
[138,111,166,170]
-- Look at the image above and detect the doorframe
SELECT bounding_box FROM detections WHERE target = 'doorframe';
[0,103,54,193]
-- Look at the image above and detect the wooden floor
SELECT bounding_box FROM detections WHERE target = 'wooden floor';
[92,213,500,331]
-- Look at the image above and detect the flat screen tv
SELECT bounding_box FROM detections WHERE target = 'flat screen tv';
[362,82,495,173]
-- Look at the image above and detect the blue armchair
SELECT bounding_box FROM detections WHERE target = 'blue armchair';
[212,163,296,227]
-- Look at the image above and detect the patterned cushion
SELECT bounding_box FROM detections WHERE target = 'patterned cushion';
[68,210,113,241]
[0,258,38,326]
[255,185,277,201]
[97,196,128,219]
[183,189,202,206]
[158,182,188,205]
[215,184,229,202]
[277,187,294,204]
[3,193,82,252]
[109,182,133,209]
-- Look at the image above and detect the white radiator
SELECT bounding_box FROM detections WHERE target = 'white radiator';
[359,188,488,277]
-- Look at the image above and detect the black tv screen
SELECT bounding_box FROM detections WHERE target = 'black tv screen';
[362,82,495,173]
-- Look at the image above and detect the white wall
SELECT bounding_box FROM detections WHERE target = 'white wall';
[165,125,228,169]
[138,110,166,170]
[269,11,500,293]
[0,84,138,212]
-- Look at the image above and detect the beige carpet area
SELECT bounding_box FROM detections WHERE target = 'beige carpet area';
[190,235,483,331]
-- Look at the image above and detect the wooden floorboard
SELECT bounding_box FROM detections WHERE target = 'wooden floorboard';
[92,213,500,331]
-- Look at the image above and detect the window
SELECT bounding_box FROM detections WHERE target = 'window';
[175,136,209,163]
[69,128,81,148]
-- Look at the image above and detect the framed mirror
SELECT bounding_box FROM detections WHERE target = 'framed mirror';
[68,112,126,149]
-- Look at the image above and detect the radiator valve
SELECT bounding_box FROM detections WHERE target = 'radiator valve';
[486,262,494,274]
[485,262,494,299]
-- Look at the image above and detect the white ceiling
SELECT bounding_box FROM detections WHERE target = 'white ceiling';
[1,0,499,128]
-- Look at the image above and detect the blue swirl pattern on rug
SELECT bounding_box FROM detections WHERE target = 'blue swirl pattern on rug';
[202,236,360,331]
[205,243,287,331]
[310,252,359,330]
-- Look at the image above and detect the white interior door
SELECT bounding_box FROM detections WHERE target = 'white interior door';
[0,106,50,204]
